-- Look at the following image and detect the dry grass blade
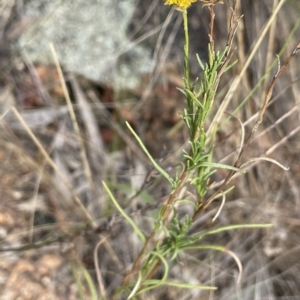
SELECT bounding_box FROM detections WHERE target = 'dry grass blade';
[212,191,226,222]
[70,76,106,183]
[207,0,287,137]
[224,112,245,160]
[266,124,300,155]
[28,161,46,244]
[255,43,300,128]
[94,236,108,300]
[238,41,300,162]
[88,90,148,164]
[70,77,104,152]
[50,43,97,201]
[21,49,52,105]
[9,106,95,225]
[0,0,15,37]
[240,157,289,171]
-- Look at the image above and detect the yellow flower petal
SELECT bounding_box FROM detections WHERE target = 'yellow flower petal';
[164,0,197,10]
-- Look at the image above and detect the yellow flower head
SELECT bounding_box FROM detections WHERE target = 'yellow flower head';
[164,0,197,10]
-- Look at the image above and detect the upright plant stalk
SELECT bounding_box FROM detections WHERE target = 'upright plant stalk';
[183,9,191,90]
[181,5,215,206]
[109,1,297,298]
[117,1,234,297]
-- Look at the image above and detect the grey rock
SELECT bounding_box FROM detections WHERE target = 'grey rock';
[20,0,152,89]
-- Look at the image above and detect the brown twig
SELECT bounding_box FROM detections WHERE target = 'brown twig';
[210,1,240,105]
[120,168,188,287]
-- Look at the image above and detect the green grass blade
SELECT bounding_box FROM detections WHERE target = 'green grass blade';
[126,122,174,186]
[102,181,146,243]
[71,262,85,300]
[82,266,99,300]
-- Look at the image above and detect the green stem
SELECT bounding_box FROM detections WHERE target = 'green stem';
[183,9,191,90]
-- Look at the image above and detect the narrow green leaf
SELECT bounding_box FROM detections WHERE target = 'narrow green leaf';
[136,251,169,295]
[126,122,174,186]
[71,262,85,300]
[185,89,204,109]
[219,46,228,61]
[196,53,205,70]
[224,59,238,72]
[102,181,146,243]
[110,182,154,204]
[177,87,187,97]
[82,266,99,300]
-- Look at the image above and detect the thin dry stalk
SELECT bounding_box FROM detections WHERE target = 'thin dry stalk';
[94,235,109,300]
[28,161,46,244]
[10,106,95,226]
[207,0,287,137]
[21,50,52,105]
[193,40,300,222]
[70,77,105,162]
[50,43,98,200]
[262,0,279,100]
[88,90,148,164]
